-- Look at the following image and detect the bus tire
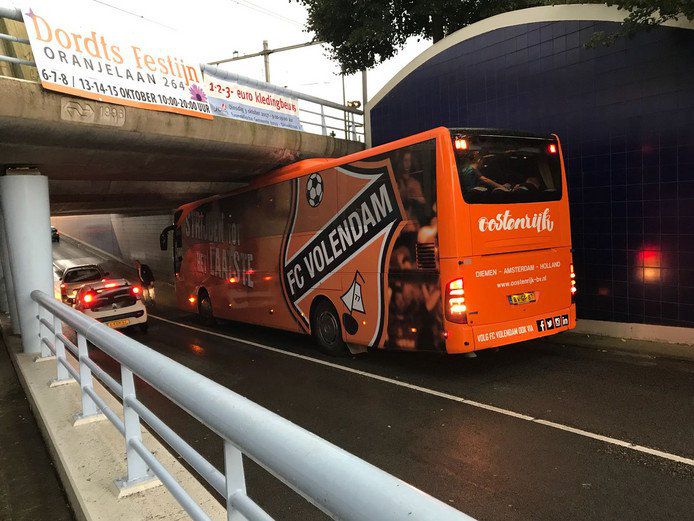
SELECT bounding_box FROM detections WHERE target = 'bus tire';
[311,299,346,355]
[198,290,216,326]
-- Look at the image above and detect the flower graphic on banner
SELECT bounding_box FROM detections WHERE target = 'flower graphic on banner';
[189,84,207,102]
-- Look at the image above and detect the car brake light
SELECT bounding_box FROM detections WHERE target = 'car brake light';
[188,295,197,304]
[570,263,577,301]
[445,278,467,324]
[131,286,141,298]
[548,143,557,154]
[81,292,95,307]
[104,282,118,288]
[454,137,468,151]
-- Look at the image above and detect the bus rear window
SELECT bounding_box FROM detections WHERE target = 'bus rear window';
[453,134,562,204]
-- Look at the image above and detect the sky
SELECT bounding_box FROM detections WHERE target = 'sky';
[2,0,432,108]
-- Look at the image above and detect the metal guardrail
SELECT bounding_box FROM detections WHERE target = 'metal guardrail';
[31,289,472,521]
[0,7,363,141]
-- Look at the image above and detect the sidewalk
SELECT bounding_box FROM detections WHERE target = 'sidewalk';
[0,332,74,521]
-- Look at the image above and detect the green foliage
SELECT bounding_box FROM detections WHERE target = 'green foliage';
[295,0,693,73]
[587,1,694,47]
[294,0,542,74]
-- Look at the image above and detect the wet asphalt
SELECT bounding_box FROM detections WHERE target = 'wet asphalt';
[52,239,694,521]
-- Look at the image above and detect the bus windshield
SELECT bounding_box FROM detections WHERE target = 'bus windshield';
[452,132,563,204]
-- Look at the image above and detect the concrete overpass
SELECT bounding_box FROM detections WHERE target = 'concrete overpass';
[0,76,363,215]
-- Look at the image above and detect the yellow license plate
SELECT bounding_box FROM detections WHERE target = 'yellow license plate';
[107,319,130,328]
[508,292,536,305]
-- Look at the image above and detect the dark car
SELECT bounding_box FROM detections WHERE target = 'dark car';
[51,226,60,242]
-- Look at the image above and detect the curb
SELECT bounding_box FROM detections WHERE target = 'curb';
[546,330,694,362]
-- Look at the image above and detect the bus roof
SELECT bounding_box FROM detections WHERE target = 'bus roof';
[449,127,554,139]
[175,126,556,223]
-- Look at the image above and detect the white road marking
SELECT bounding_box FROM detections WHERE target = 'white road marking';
[150,314,694,467]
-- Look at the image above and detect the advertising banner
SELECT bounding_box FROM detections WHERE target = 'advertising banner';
[22,1,212,119]
[204,68,302,131]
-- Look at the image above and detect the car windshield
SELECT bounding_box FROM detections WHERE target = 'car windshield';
[453,133,563,204]
[64,268,101,283]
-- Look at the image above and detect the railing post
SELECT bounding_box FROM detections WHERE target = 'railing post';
[49,313,74,386]
[74,332,105,425]
[115,365,158,496]
[224,440,248,521]
[35,304,55,362]
[320,104,327,136]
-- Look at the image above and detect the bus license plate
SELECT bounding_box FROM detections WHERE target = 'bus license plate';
[107,319,129,328]
[508,292,536,305]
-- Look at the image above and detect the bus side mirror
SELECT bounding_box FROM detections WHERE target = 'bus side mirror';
[160,225,174,251]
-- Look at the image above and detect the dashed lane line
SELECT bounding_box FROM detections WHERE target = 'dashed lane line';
[150,314,694,467]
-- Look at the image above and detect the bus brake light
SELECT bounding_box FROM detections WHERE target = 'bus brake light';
[445,278,467,324]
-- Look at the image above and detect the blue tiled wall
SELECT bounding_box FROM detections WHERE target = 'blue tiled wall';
[370,21,694,327]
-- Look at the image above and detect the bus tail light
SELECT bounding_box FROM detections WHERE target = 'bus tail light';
[445,278,467,324]
[570,264,577,302]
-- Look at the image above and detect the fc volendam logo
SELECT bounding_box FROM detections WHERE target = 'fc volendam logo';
[306,173,323,207]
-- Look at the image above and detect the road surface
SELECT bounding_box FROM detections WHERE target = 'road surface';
[51,238,694,520]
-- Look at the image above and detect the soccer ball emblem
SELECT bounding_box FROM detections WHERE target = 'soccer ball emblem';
[306,173,324,207]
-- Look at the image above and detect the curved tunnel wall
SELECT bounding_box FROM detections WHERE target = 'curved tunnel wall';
[368,9,694,328]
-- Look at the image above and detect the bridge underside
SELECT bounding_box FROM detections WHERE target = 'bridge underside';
[0,77,363,215]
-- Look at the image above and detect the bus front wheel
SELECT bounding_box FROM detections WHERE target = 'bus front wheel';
[311,300,346,355]
[198,290,216,326]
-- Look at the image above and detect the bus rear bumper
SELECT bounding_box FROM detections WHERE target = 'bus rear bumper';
[445,304,576,353]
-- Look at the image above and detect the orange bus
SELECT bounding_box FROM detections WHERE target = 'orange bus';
[161,127,576,355]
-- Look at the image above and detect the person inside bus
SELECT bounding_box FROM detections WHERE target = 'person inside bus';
[512,174,542,192]
[459,152,511,195]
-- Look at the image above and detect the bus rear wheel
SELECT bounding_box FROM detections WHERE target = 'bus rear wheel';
[198,291,216,326]
[312,300,346,355]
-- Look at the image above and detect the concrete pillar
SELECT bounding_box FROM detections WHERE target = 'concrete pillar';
[0,171,54,353]
[0,212,20,334]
